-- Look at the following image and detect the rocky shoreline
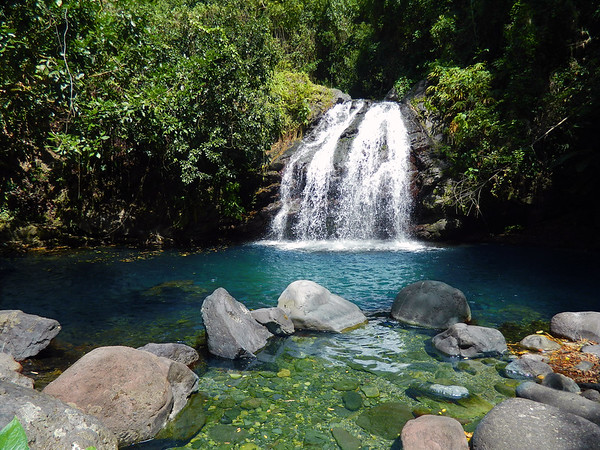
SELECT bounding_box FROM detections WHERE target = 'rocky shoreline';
[2,279,600,448]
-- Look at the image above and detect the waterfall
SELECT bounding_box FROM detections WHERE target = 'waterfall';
[271,100,414,246]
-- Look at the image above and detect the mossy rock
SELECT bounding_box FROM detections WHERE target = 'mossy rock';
[498,320,550,343]
[208,424,249,443]
[334,379,360,391]
[155,393,206,441]
[331,427,362,450]
[494,379,520,397]
[342,391,363,411]
[356,402,413,440]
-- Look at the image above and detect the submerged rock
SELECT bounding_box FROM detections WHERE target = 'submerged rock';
[0,380,118,449]
[408,381,470,401]
[401,415,468,450]
[43,345,199,447]
[331,427,362,450]
[137,342,200,366]
[251,307,295,336]
[356,402,413,440]
[432,323,507,358]
[277,280,367,332]
[201,287,273,359]
[472,398,600,450]
[551,311,600,342]
[391,280,470,329]
[0,309,61,361]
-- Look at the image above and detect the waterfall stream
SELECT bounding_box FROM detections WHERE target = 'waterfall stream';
[271,100,414,245]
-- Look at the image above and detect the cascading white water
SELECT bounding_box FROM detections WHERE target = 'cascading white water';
[271,100,414,246]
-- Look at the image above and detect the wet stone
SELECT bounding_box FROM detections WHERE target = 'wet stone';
[277,368,291,378]
[342,391,363,411]
[334,379,360,391]
[356,402,414,440]
[331,427,362,450]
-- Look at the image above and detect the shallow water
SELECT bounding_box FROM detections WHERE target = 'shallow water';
[1,242,598,448]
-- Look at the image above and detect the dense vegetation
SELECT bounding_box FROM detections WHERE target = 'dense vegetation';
[1,0,599,246]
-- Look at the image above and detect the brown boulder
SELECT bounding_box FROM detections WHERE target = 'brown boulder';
[43,346,198,446]
[401,415,468,450]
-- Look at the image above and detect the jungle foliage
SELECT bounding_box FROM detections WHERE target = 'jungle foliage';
[1,0,599,242]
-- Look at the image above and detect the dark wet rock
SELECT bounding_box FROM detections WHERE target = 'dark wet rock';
[201,288,272,359]
[432,323,507,358]
[43,346,198,447]
[408,381,469,401]
[251,307,295,336]
[277,280,367,332]
[516,381,600,425]
[137,342,200,366]
[582,344,600,357]
[542,373,581,393]
[471,398,600,450]
[356,402,414,440]
[582,389,600,402]
[504,357,553,379]
[0,379,118,449]
[391,280,471,329]
[551,311,600,342]
[342,391,363,411]
[0,353,33,388]
[401,415,468,450]
[519,334,562,352]
[0,310,61,361]
[331,427,361,450]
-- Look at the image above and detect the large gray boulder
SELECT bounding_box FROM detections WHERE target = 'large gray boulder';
[551,311,600,342]
[401,415,468,450]
[391,280,470,329]
[277,280,367,332]
[432,323,507,358]
[0,353,33,388]
[516,381,600,425]
[137,342,200,366]
[471,398,600,449]
[43,346,198,447]
[201,288,272,359]
[251,307,295,336]
[0,310,61,361]
[0,380,118,449]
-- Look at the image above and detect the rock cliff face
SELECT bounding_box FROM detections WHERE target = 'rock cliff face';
[247,83,466,242]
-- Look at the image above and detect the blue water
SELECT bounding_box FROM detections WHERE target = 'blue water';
[0,242,597,348]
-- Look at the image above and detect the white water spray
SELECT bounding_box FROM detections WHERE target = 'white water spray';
[271,100,414,246]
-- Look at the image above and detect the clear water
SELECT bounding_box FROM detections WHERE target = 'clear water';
[1,242,598,448]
